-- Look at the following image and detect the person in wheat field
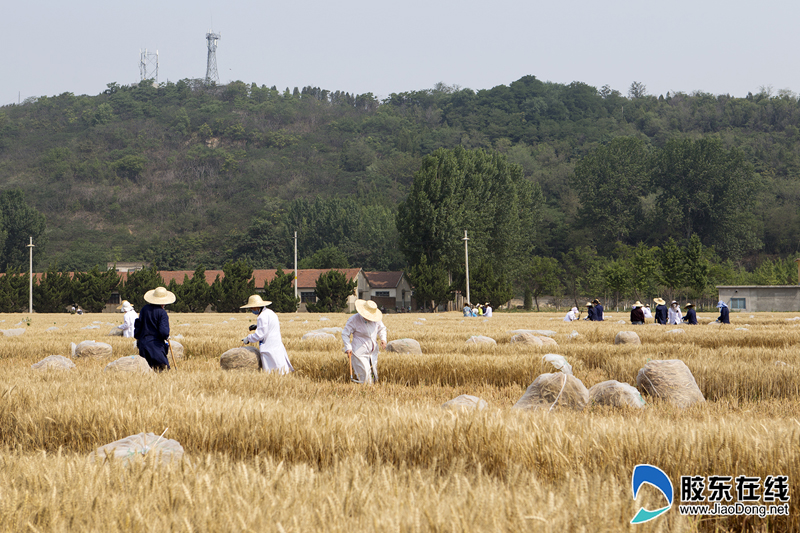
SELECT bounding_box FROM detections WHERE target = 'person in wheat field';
[133,286,174,371]
[116,300,138,338]
[241,294,294,374]
[341,299,387,384]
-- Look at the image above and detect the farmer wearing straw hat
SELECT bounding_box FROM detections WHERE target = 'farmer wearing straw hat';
[592,298,604,321]
[683,303,698,325]
[653,298,668,325]
[116,300,138,338]
[716,300,730,324]
[630,301,645,325]
[241,294,294,374]
[668,300,683,325]
[583,302,595,321]
[341,299,387,384]
[133,287,175,371]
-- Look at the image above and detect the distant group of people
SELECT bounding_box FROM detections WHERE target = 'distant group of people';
[629,298,731,325]
[463,302,493,317]
[564,299,604,321]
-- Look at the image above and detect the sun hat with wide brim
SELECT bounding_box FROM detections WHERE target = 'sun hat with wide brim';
[633,301,643,307]
[240,294,272,308]
[592,299,601,304]
[355,299,382,322]
[585,302,593,307]
[685,303,694,308]
[144,287,176,305]
[116,300,132,310]
[654,298,666,305]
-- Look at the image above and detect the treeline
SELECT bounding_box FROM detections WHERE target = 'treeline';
[3,75,800,281]
[0,261,373,314]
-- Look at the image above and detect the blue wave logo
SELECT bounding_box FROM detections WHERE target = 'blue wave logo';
[631,464,673,524]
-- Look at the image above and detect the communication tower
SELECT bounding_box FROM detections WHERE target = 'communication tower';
[139,49,159,84]
[205,31,221,85]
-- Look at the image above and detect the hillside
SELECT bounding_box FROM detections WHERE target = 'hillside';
[2,76,800,272]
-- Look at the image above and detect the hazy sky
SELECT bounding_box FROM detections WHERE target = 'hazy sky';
[5,0,799,106]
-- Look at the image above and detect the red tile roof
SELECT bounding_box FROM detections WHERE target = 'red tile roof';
[363,271,404,288]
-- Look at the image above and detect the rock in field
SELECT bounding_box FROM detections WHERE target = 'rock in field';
[108,327,124,337]
[168,340,184,359]
[1,328,26,337]
[31,355,75,371]
[635,359,705,409]
[317,327,343,334]
[507,329,556,338]
[466,335,496,346]
[386,338,422,354]
[509,332,544,347]
[104,355,153,374]
[614,331,641,345]
[666,329,684,334]
[91,432,184,465]
[588,380,645,408]
[441,395,488,411]
[301,330,337,341]
[73,340,113,358]
[514,373,589,412]
[220,346,261,370]
[538,336,559,347]
[541,353,573,374]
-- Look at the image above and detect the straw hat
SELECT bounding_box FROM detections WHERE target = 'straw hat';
[685,303,694,308]
[633,301,643,307]
[592,299,600,304]
[653,298,666,305]
[144,286,176,305]
[240,294,272,308]
[355,299,382,322]
[116,300,132,311]
[585,302,593,307]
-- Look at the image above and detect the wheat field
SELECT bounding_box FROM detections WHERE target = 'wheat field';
[0,310,798,532]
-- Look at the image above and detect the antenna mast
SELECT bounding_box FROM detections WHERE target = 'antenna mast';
[139,49,159,85]
[205,31,220,85]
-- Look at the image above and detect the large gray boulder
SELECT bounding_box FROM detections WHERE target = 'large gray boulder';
[220,346,261,370]
[91,432,184,465]
[508,329,556,338]
[73,340,113,358]
[466,335,496,346]
[509,332,544,347]
[104,355,153,374]
[31,355,75,371]
[614,331,641,345]
[441,395,488,412]
[589,380,646,408]
[168,340,185,359]
[636,359,705,409]
[386,338,422,354]
[514,373,589,412]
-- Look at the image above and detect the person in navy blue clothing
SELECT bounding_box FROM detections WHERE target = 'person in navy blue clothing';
[653,298,668,325]
[134,286,175,371]
[716,300,730,324]
[592,299,604,321]
[584,302,595,321]
[682,303,698,325]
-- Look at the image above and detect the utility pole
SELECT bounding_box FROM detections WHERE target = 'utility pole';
[294,231,298,309]
[462,230,470,305]
[27,237,34,313]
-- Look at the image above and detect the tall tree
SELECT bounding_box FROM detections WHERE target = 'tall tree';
[0,268,28,312]
[0,189,47,271]
[71,266,120,312]
[306,270,357,313]
[181,266,211,312]
[518,256,561,311]
[571,136,650,249]
[34,266,73,313]
[659,238,684,299]
[263,267,299,313]
[684,234,709,299]
[652,137,761,258]
[213,259,255,312]
[405,255,450,310]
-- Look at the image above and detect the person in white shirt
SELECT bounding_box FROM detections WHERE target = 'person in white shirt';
[668,300,683,325]
[342,299,387,384]
[241,295,294,374]
[642,305,653,319]
[563,307,580,321]
[484,302,493,317]
[116,300,138,338]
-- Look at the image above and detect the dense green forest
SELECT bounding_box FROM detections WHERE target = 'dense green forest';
[2,75,800,305]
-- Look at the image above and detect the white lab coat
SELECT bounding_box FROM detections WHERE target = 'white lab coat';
[484,305,493,317]
[564,308,579,322]
[341,313,387,384]
[668,306,683,325]
[118,309,138,338]
[243,308,294,374]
